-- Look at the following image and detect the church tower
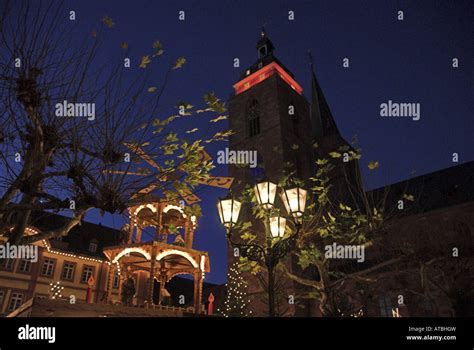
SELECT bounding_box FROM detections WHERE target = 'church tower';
[227,30,359,315]
[229,29,315,191]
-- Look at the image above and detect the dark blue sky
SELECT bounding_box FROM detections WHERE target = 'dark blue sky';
[66,0,473,284]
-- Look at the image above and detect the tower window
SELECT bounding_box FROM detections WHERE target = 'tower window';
[247,99,261,138]
[292,110,299,136]
[259,46,267,57]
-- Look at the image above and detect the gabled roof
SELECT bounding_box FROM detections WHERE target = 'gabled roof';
[29,212,126,258]
[366,161,474,217]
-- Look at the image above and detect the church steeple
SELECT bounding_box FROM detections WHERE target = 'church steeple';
[256,27,275,58]
[309,52,340,141]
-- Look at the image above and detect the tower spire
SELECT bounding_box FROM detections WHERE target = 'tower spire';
[308,50,340,141]
[256,26,274,58]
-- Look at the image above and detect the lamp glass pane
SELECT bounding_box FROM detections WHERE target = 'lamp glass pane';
[217,198,241,227]
[254,181,277,209]
[269,216,286,238]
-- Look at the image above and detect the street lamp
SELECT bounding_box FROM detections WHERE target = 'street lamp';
[280,186,307,218]
[217,195,241,230]
[269,214,286,238]
[217,182,307,317]
[254,178,277,210]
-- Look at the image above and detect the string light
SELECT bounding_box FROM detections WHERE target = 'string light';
[218,262,251,317]
[49,281,64,299]
[42,240,105,263]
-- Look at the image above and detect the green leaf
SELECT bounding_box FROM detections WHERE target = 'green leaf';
[152,40,162,49]
[139,55,152,68]
[102,16,115,28]
[368,161,379,170]
[210,115,227,123]
[173,57,186,70]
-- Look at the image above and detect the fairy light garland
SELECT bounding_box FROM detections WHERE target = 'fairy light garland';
[42,240,105,263]
[218,262,252,317]
[49,281,64,299]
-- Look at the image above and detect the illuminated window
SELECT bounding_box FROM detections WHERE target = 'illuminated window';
[61,262,75,281]
[81,265,94,283]
[247,99,260,138]
[7,293,24,312]
[0,258,15,271]
[41,258,55,277]
[18,259,32,273]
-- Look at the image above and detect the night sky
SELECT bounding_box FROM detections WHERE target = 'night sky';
[60,0,472,284]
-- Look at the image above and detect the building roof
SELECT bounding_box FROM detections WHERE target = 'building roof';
[366,160,474,217]
[29,211,126,259]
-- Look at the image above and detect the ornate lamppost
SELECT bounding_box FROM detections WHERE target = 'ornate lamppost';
[217,179,307,317]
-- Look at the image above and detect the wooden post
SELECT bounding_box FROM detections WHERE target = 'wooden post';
[117,263,124,303]
[157,263,167,306]
[105,263,116,303]
[128,218,134,244]
[193,270,203,314]
[185,219,195,248]
[147,242,158,307]
[157,203,163,241]
[136,226,142,242]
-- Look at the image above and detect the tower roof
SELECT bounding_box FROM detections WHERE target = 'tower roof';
[309,54,340,140]
[236,29,297,88]
[256,27,275,55]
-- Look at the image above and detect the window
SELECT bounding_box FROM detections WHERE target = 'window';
[291,109,299,137]
[81,265,94,283]
[88,242,98,253]
[247,99,260,138]
[41,258,55,277]
[18,259,32,273]
[0,258,15,271]
[378,294,393,317]
[7,293,24,312]
[0,290,5,305]
[113,271,120,289]
[61,262,75,281]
